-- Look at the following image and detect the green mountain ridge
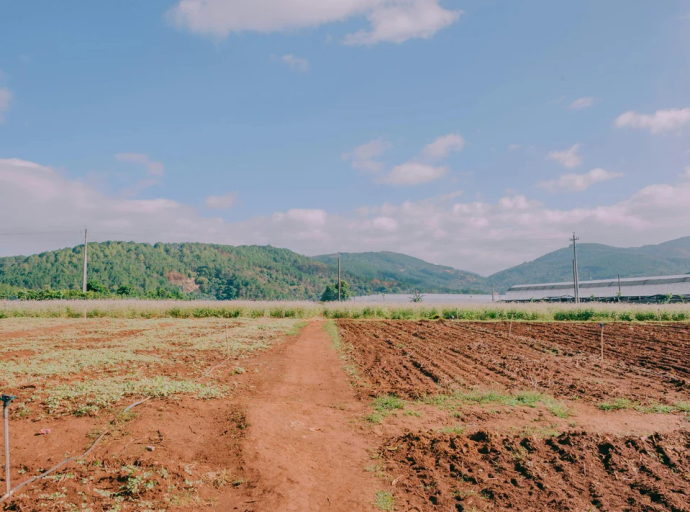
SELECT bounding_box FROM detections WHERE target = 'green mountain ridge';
[0,242,486,300]
[1,236,689,299]
[313,251,486,294]
[487,237,690,293]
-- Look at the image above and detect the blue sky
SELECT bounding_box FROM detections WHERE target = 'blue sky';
[1,0,690,274]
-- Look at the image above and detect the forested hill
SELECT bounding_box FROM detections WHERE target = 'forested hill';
[313,251,486,295]
[487,237,690,293]
[0,242,487,300]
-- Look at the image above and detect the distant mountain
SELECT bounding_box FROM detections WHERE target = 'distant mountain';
[0,242,335,300]
[0,242,487,300]
[313,251,487,294]
[488,237,690,293]
[2,237,689,299]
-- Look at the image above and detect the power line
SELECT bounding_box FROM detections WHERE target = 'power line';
[0,231,81,236]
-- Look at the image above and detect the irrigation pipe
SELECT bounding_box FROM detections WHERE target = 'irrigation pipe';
[123,397,152,414]
[0,398,150,504]
[198,356,232,380]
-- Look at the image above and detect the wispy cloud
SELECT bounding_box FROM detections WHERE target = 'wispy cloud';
[205,192,237,209]
[508,144,522,151]
[546,144,582,169]
[421,133,465,160]
[538,168,623,193]
[342,138,392,173]
[343,1,463,45]
[568,97,594,110]
[614,108,690,134]
[345,133,465,185]
[279,53,310,72]
[0,87,12,123]
[384,162,447,185]
[115,153,165,176]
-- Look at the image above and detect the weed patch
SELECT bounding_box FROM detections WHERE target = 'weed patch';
[373,490,395,511]
[424,389,570,418]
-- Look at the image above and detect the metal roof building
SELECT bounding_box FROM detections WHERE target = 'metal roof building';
[505,274,690,303]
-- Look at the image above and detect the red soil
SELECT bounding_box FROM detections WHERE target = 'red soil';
[1,320,380,511]
[337,320,690,405]
[225,320,379,511]
[383,429,690,511]
[336,320,690,512]
[5,318,690,511]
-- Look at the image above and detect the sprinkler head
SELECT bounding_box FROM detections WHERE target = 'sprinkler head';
[1,395,16,407]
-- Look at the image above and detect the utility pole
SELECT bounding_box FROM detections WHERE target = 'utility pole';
[337,257,341,302]
[491,284,495,303]
[82,228,88,293]
[617,274,621,302]
[570,232,580,304]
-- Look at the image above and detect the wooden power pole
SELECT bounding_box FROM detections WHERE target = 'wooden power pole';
[337,257,341,302]
[82,228,88,293]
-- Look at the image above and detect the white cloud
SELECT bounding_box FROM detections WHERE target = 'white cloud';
[280,54,309,72]
[346,132,465,185]
[342,138,391,173]
[120,178,162,198]
[273,208,328,232]
[546,144,582,169]
[567,97,594,110]
[168,0,461,45]
[0,87,12,123]
[508,144,522,151]
[682,166,690,180]
[538,168,624,193]
[384,162,447,185]
[421,133,465,160]
[205,192,237,209]
[614,108,690,134]
[5,158,690,275]
[343,0,463,45]
[115,153,165,176]
[372,216,398,231]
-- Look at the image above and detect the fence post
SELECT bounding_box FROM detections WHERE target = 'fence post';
[2,394,17,499]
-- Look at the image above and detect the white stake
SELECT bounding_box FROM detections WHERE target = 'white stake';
[2,395,16,499]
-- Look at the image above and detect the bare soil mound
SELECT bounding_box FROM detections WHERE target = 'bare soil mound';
[383,429,690,511]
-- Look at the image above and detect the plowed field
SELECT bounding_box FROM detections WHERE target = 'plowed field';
[338,320,690,405]
[383,429,690,511]
[338,320,690,512]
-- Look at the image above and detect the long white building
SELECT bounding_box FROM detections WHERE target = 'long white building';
[505,274,690,302]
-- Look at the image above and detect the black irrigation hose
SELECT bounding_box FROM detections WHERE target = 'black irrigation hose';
[0,399,150,504]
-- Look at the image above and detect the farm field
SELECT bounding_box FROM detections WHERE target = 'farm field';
[1,316,690,511]
[0,318,307,510]
[337,320,690,511]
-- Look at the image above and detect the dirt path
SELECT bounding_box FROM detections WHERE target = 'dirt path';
[218,320,379,511]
